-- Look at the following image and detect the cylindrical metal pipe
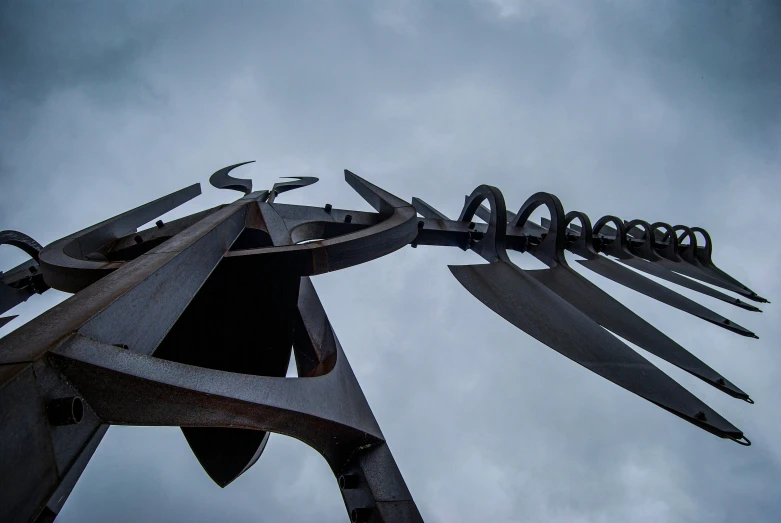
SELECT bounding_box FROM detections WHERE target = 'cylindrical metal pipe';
[339,474,360,490]
[47,397,83,426]
[350,507,372,523]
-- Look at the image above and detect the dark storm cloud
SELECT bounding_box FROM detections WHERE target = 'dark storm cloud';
[0,1,166,104]
[1,1,780,522]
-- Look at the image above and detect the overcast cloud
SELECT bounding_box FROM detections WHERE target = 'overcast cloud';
[1,1,780,522]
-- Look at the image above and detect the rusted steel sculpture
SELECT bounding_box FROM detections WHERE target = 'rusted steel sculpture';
[0,164,769,522]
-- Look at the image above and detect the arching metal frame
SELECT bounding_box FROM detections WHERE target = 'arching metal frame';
[0,163,769,522]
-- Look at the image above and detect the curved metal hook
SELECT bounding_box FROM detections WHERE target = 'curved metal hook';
[690,226,713,264]
[0,230,43,262]
[267,176,319,203]
[209,161,255,195]
[38,183,202,293]
[651,222,679,261]
[673,225,698,263]
[271,176,319,195]
[512,193,567,265]
[458,185,509,263]
[624,219,660,261]
[563,211,596,258]
[592,216,631,259]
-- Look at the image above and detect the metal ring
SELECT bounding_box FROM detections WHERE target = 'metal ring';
[726,434,752,446]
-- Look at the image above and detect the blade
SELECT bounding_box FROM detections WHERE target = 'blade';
[700,261,768,303]
[577,256,757,338]
[618,257,761,312]
[655,256,754,297]
[267,177,319,203]
[209,161,254,194]
[0,283,34,317]
[525,264,749,399]
[449,261,743,438]
[411,197,450,220]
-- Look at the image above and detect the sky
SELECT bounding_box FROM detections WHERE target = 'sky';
[1,1,780,521]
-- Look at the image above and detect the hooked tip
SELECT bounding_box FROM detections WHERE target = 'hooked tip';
[726,434,752,446]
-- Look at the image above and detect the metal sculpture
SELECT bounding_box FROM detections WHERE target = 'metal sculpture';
[0,163,769,523]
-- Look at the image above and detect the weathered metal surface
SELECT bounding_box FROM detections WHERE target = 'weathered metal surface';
[267,176,319,203]
[209,161,255,194]
[0,231,48,320]
[590,216,762,311]
[536,214,756,337]
[433,187,747,436]
[38,183,201,292]
[0,164,767,522]
[0,230,43,260]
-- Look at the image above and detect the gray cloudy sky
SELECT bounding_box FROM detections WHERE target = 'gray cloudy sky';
[2,1,780,521]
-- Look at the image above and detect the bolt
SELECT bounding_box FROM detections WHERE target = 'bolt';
[339,474,360,490]
[344,214,353,224]
[324,203,332,213]
[47,397,83,426]
[350,507,372,522]
[155,220,165,228]
[28,266,38,274]
[694,411,708,422]
[134,235,143,244]
[468,222,476,230]
[717,378,726,385]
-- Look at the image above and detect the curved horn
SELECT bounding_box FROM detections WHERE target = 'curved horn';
[458,185,509,263]
[512,193,567,265]
[209,161,255,195]
[0,230,43,262]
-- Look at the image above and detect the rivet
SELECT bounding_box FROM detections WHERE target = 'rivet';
[324,204,332,213]
[134,235,144,244]
[695,411,708,421]
[344,214,353,224]
[155,220,165,228]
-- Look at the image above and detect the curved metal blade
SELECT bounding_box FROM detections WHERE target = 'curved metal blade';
[537,217,759,330]
[209,161,254,194]
[412,197,450,220]
[525,264,750,400]
[0,230,43,261]
[655,256,751,295]
[449,260,744,439]
[618,256,761,312]
[700,261,768,303]
[271,176,319,195]
[577,256,756,338]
